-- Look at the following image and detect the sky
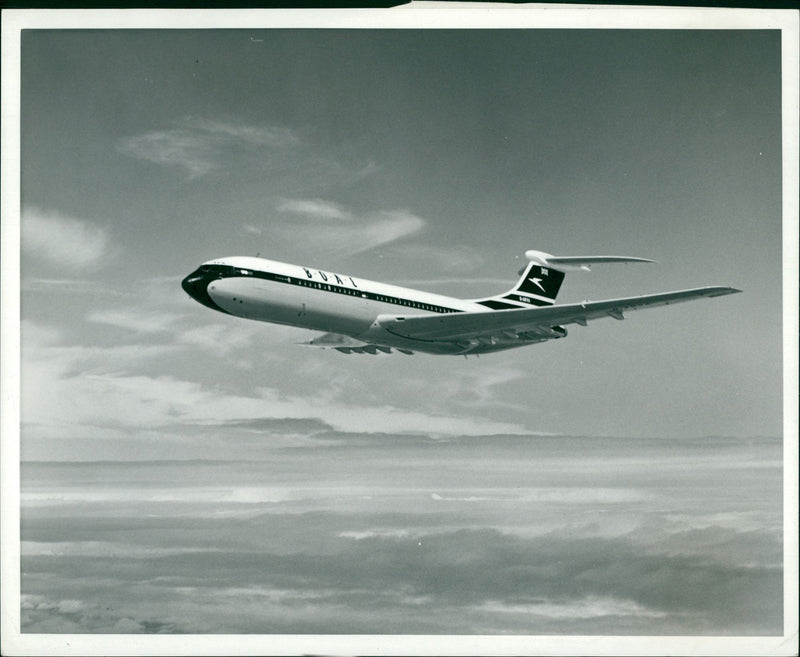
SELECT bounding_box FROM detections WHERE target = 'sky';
[18,27,784,455]
[4,10,795,649]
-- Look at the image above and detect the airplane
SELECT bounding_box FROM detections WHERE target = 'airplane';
[181,249,740,356]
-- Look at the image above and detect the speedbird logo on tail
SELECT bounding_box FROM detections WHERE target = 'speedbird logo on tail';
[510,263,564,302]
[527,276,546,293]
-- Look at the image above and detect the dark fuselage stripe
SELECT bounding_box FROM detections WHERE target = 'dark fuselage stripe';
[207,264,462,314]
[477,299,525,310]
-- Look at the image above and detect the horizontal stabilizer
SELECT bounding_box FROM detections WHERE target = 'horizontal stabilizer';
[525,250,656,271]
[546,255,656,265]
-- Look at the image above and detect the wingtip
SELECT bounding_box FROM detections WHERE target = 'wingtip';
[710,286,742,297]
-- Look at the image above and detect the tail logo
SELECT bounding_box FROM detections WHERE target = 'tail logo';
[527,276,546,292]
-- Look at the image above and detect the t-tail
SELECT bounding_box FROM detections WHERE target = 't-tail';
[474,249,656,309]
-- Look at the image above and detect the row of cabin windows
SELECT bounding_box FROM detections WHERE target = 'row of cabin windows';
[291,277,454,313]
[373,295,455,313]
[295,279,360,296]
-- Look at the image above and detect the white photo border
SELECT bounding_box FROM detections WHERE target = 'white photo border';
[2,5,797,656]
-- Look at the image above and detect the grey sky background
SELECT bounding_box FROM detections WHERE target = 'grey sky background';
[20,28,782,457]
[7,15,793,646]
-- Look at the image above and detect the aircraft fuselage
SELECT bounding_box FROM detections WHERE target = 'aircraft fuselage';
[182,252,737,356]
[181,256,521,355]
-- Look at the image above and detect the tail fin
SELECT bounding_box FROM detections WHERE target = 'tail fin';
[474,261,565,309]
[509,261,566,306]
[474,250,655,310]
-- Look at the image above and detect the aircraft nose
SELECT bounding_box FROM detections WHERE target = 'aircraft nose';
[181,272,201,298]
[181,272,206,303]
[181,266,230,314]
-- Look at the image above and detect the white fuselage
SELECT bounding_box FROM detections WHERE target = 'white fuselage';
[201,256,486,336]
[181,255,569,354]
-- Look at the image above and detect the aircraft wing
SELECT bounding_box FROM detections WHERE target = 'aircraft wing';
[376,286,741,343]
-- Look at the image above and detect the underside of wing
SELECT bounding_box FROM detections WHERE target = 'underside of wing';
[304,332,414,355]
[373,286,741,343]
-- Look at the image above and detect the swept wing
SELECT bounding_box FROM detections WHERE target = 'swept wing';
[374,286,740,343]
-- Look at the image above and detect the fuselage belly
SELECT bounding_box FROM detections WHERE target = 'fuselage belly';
[209,277,377,336]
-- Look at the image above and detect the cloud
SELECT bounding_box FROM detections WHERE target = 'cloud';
[22,278,129,297]
[186,118,297,147]
[20,522,782,634]
[117,118,298,179]
[196,417,333,435]
[264,210,492,273]
[478,596,668,620]
[387,243,487,274]
[22,207,110,271]
[241,223,263,235]
[387,363,534,421]
[175,322,263,356]
[444,364,530,410]
[86,309,187,334]
[273,203,426,256]
[84,277,263,349]
[19,431,782,634]
[276,198,352,221]
[36,370,525,439]
[21,317,527,453]
[25,373,520,451]
[118,129,216,178]
[356,211,426,253]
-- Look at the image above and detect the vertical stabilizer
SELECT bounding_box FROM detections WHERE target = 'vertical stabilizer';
[473,250,655,310]
[474,261,566,309]
[512,261,566,302]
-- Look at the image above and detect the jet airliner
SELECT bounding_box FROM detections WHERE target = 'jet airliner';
[181,250,740,356]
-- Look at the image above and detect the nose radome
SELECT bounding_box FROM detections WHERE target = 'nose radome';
[181,266,232,315]
[181,274,194,296]
[181,272,205,298]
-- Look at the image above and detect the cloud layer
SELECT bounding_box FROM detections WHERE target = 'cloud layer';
[20,434,783,635]
[22,208,110,271]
